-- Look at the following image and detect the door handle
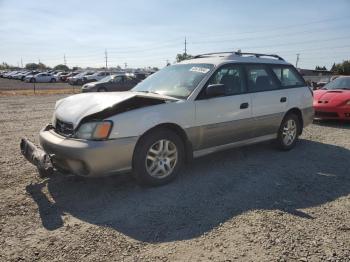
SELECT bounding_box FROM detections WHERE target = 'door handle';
[280,97,287,103]
[240,102,249,109]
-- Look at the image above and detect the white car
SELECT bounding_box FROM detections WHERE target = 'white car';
[24,72,57,83]
[21,51,314,186]
[68,71,95,85]
[52,72,66,82]
[83,71,111,83]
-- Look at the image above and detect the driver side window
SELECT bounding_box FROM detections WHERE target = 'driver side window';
[201,64,245,98]
[113,76,123,83]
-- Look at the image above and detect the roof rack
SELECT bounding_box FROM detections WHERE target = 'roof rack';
[234,52,285,61]
[193,52,235,59]
[193,51,285,61]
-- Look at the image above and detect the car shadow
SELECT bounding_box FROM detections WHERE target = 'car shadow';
[26,139,350,243]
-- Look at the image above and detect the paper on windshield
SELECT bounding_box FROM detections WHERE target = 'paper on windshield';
[190,67,210,74]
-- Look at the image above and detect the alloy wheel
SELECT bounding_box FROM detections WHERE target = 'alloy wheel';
[282,119,297,146]
[145,139,178,179]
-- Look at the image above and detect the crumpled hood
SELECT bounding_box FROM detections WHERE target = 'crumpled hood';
[54,91,177,128]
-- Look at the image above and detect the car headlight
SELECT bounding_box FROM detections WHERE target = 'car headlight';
[75,121,113,140]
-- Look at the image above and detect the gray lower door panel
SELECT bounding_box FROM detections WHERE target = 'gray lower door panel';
[252,112,284,138]
[186,117,256,150]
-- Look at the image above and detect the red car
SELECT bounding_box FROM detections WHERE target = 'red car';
[313,76,350,120]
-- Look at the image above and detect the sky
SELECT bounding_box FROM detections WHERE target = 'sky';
[0,0,349,70]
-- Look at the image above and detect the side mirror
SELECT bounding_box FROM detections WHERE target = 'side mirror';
[206,84,226,97]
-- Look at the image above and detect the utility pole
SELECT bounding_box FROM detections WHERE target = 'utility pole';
[184,37,187,56]
[296,53,300,68]
[38,58,41,64]
[64,54,67,66]
[104,49,108,69]
[21,57,23,68]
[124,62,127,69]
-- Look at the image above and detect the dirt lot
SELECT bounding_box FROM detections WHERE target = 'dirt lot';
[0,94,349,262]
[0,78,81,96]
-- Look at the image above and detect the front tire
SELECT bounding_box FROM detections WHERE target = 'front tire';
[50,78,56,83]
[97,87,107,92]
[132,129,184,186]
[276,113,300,150]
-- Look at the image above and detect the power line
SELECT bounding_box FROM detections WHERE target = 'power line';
[190,17,349,41]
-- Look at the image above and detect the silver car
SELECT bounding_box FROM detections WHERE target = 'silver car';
[21,51,314,186]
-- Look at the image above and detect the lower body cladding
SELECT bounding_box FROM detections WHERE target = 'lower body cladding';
[21,126,137,177]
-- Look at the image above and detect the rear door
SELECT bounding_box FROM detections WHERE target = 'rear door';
[245,64,287,137]
[194,64,253,150]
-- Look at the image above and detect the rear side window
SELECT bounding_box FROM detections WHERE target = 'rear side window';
[271,66,305,88]
[245,65,278,92]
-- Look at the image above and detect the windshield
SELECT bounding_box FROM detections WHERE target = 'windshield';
[323,77,350,90]
[99,75,114,83]
[132,63,214,99]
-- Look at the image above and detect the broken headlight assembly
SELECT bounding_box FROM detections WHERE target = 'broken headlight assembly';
[75,121,113,140]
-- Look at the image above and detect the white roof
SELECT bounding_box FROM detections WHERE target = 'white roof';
[179,52,291,66]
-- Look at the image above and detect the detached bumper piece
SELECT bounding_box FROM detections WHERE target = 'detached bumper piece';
[20,138,54,178]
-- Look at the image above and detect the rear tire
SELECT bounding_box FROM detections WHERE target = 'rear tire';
[132,129,184,186]
[276,113,300,150]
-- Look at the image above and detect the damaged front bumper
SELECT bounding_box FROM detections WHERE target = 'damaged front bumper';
[20,125,138,177]
[20,138,54,178]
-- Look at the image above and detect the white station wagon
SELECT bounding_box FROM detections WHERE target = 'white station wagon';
[21,51,314,186]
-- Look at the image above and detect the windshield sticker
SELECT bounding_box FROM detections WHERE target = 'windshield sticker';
[190,67,210,74]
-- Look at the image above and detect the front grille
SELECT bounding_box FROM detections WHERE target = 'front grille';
[55,119,74,136]
[315,111,338,118]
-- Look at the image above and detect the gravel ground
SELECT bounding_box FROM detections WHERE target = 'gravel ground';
[0,78,77,90]
[0,94,349,262]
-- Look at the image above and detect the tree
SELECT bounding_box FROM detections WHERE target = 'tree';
[0,62,11,69]
[25,62,48,70]
[176,53,193,63]
[38,62,47,70]
[315,65,327,71]
[53,64,69,71]
[25,63,39,70]
[330,60,350,75]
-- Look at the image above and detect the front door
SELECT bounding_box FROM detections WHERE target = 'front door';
[194,64,253,150]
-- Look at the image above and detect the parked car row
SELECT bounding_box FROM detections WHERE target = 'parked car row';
[68,71,148,86]
[0,69,72,83]
[0,69,149,85]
